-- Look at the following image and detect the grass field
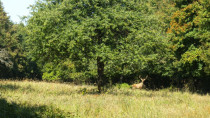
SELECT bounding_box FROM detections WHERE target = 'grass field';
[0,80,210,118]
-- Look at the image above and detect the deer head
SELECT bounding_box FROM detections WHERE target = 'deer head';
[132,75,148,89]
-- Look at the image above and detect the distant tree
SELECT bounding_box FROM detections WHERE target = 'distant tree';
[0,1,41,79]
[0,1,14,77]
[12,23,42,79]
[0,49,13,67]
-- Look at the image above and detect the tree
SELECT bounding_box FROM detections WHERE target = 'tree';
[27,0,173,92]
[167,0,210,86]
[0,1,41,79]
[0,1,14,77]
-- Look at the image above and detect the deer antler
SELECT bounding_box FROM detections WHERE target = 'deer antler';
[139,75,148,81]
[139,75,143,81]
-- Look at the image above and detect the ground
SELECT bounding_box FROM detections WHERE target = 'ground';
[0,80,210,118]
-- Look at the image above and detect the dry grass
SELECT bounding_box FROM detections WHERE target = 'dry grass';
[0,80,210,118]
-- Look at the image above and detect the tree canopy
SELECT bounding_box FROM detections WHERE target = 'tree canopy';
[26,0,173,91]
[168,0,210,78]
[0,1,14,77]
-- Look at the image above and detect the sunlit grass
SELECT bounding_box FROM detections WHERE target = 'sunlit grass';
[0,80,210,118]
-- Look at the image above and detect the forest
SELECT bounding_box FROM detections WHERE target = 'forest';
[0,0,210,92]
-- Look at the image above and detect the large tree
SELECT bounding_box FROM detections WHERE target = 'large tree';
[27,0,172,92]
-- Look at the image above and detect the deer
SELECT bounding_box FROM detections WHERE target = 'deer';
[132,75,148,89]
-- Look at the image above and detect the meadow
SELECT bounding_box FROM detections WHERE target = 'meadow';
[0,80,210,118]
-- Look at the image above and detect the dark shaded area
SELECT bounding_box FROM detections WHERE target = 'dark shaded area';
[0,83,73,117]
[0,97,72,118]
[12,58,42,80]
[0,63,12,78]
[108,73,210,94]
[0,83,35,93]
[174,0,194,8]
[143,75,171,90]
[0,84,20,91]
[0,57,42,80]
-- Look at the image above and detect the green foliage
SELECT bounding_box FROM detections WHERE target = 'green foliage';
[42,59,91,83]
[116,83,131,89]
[1,0,208,90]
[0,1,14,77]
[26,0,173,87]
[168,0,210,79]
[0,1,41,79]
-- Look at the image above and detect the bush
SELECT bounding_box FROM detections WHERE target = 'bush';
[116,83,131,89]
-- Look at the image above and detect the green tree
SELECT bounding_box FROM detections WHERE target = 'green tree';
[27,0,173,92]
[12,23,42,79]
[0,1,14,77]
[0,1,40,79]
[167,0,210,86]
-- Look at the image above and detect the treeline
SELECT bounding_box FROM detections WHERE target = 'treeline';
[0,0,209,92]
[0,1,41,79]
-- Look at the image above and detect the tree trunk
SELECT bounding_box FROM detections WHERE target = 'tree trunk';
[97,57,104,93]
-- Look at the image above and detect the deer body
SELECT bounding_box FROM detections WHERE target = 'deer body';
[132,76,147,89]
[132,83,144,89]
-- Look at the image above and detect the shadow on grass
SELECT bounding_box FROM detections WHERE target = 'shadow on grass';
[0,84,36,94]
[0,97,72,118]
[76,87,136,96]
[0,84,20,91]
[76,87,181,98]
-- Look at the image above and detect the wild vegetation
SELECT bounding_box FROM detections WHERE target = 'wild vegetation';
[0,0,210,91]
[1,0,209,117]
[0,80,210,118]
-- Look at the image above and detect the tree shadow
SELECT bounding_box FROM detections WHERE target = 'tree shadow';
[0,83,36,93]
[75,87,136,96]
[0,97,72,118]
[76,88,99,95]
[0,84,20,91]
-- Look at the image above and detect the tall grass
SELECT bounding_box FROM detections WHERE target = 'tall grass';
[0,80,210,118]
